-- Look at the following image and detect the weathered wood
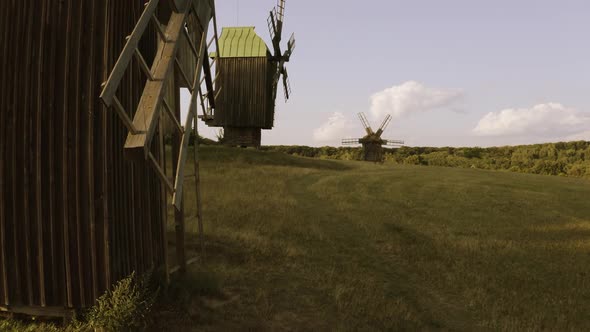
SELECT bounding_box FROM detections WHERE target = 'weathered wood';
[10,0,24,305]
[100,0,113,294]
[163,99,184,136]
[202,47,216,109]
[192,118,205,257]
[124,10,190,161]
[158,120,169,284]
[209,57,274,129]
[72,0,85,307]
[100,0,160,106]
[62,0,74,307]
[149,152,174,193]
[35,0,47,306]
[172,71,186,273]
[0,0,9,308]
[134,49,155,81]
[0,305,75,319]
[21,0,35,306]
[87,0,99,303]
[0,0,203,314]
[172,13,210,208]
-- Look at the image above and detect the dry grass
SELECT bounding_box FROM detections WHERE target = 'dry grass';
[6,146,588,331]
[155,146,590,331]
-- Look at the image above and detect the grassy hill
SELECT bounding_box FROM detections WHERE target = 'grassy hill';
[155,146,590,331]
[5,146,589,331]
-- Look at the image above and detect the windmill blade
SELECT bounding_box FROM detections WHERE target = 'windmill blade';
[284,33,295,59]
[358,112,374,135]
[270,64,281,102]
[384,139,404,146]
[282,67,291,101]
[342,138,361,145]
[267,8,278,46]
[268,0,286,56]
[376,114,392,136]
[277,0,286,23]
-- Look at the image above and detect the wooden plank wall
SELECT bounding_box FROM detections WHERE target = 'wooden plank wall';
[0,0,166,313]
[212,57,275,129]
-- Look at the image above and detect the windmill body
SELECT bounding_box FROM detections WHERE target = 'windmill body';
[0,0,221,316]
[204,1,295,147]
[359,135,387,162]
[342,113,404,162]
[203,27,276,146]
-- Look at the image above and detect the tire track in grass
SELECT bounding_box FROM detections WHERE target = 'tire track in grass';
[285,168,482,331]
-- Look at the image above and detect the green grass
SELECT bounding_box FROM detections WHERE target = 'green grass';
[155,146,590,331]
[4,146,589,330]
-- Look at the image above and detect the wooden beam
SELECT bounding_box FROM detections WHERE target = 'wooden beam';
[171,74,186,273]
[62,0,73,308]
[87,0,99,303]
[123,10,190,161]
[0,305,75,319]
[192,118,205,258]
[172,8,210,209]
[202,46,215,109]
[158,120,169,284]
[99,0,160,107]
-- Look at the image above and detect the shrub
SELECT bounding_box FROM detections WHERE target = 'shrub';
[85,271,158,331]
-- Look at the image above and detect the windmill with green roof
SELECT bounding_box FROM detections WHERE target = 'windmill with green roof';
[202,0,295,147]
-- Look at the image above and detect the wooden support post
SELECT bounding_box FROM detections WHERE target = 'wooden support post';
[192,115,205,258]
[158,120,169,284]
[171,71,186,273]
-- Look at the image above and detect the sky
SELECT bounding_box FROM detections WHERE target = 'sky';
[182,0,590,147]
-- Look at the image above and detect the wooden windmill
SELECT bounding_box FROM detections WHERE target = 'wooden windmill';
[0,0,222,318]
[342,113,404,162]
[202,0,296,147]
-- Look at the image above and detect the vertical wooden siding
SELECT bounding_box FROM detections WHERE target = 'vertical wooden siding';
[0,0,166,311]
[212,57,276,129]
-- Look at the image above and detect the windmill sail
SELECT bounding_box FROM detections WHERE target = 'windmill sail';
[282,68,291,101]
[285,33,296,59]
[384,139,405,146]
[358,112,373,135]
[342,138,361,145]
[267,0,295,102]
[376,114,392,137]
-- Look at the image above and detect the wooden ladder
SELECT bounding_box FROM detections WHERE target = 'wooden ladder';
[100,0,220,210]
[100,0,222,273]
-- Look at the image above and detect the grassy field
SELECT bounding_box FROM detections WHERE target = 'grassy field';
[146,146,590,331]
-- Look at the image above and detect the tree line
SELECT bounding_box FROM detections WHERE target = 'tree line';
[261,141,590,179]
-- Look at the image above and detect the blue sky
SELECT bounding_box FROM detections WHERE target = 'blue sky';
[183,0,590,147]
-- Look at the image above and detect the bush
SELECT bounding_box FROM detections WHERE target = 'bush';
[85,271,158,331]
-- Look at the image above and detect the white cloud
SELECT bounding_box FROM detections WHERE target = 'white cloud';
[313,112,355,142]
[563,130,590,141]
[473,103,590,137]
[369,81,464,119]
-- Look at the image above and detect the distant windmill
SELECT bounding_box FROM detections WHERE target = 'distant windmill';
[342,113,404,162]
[203,0,296,147]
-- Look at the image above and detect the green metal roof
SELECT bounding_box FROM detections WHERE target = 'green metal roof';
[213,27,269,58]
